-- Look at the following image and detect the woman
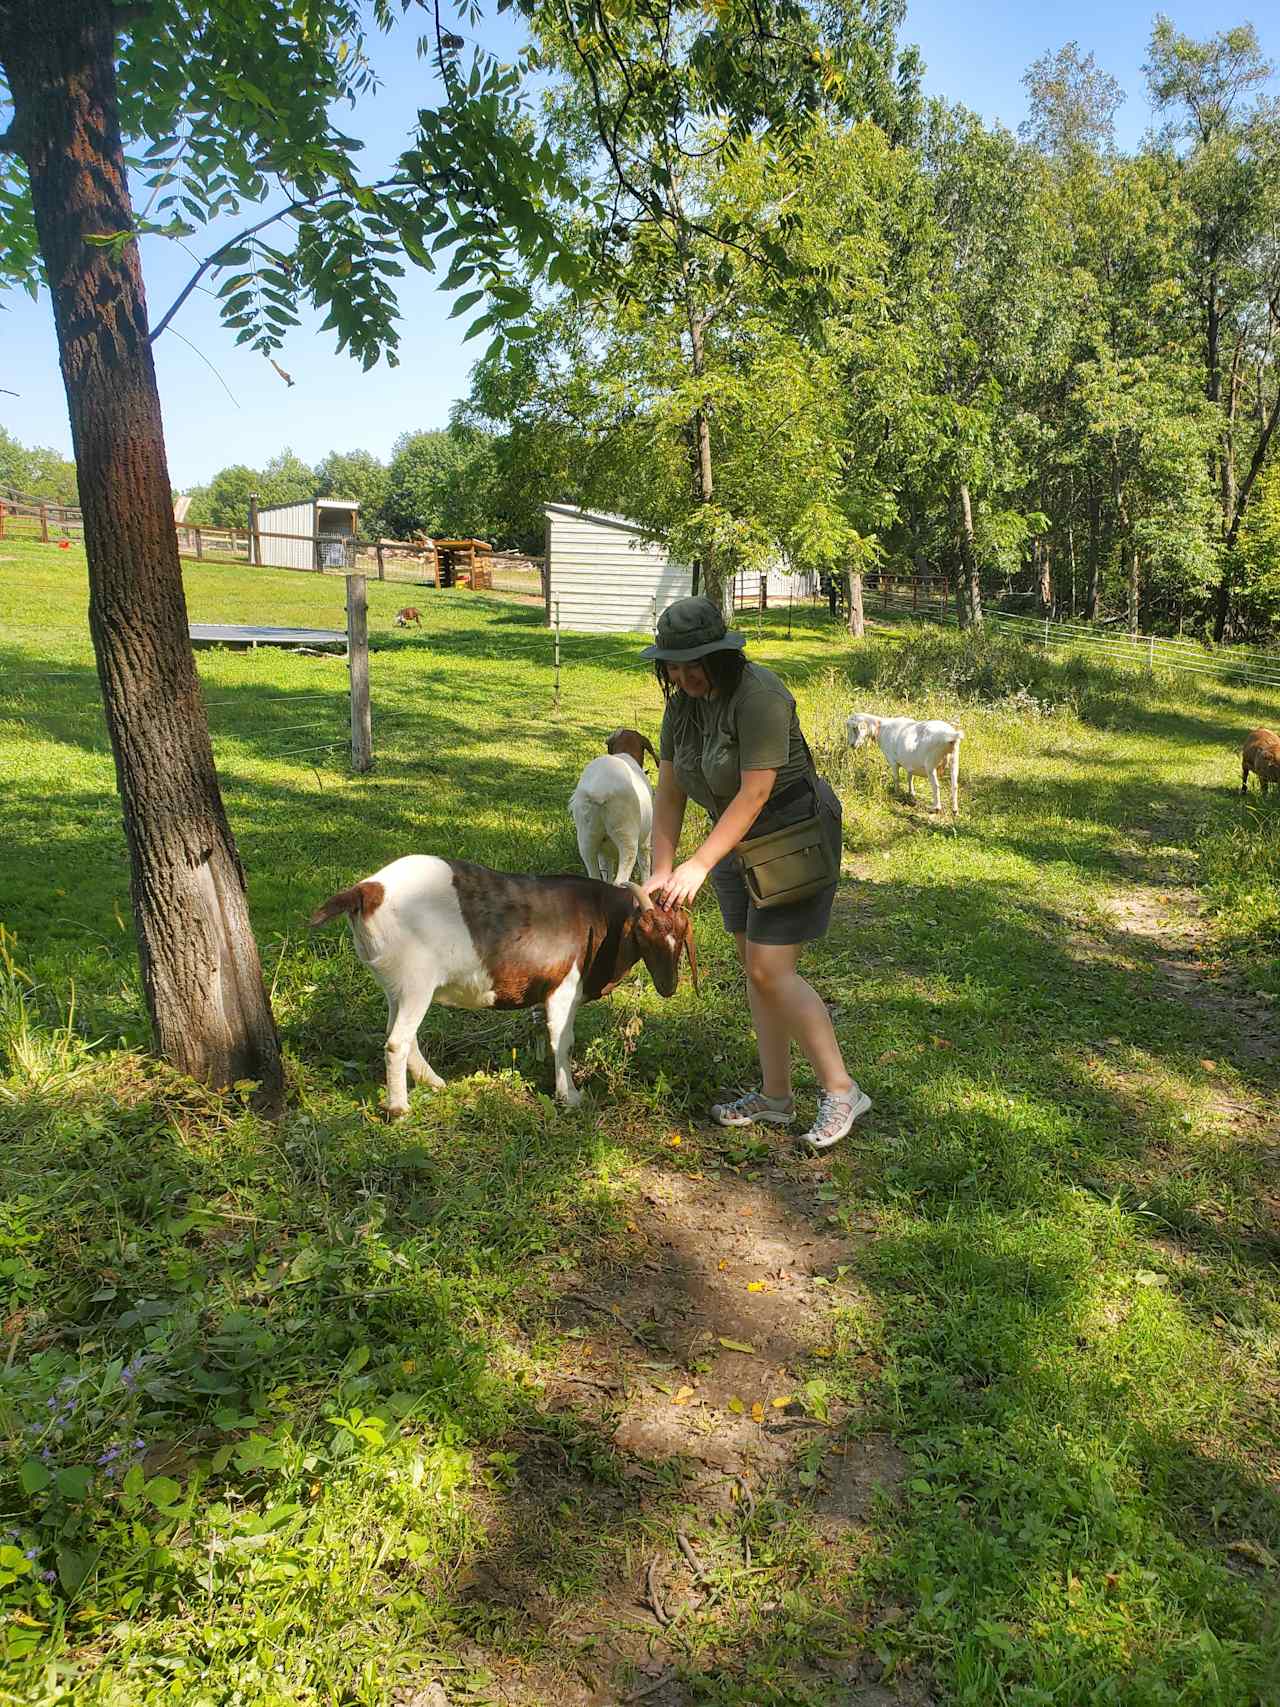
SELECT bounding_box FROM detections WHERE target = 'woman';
[641,596,870,1152]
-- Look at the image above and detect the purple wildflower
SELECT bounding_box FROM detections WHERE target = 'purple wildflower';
[96,1445,122,1467]
[41,1570,56,1583]
[23,1548,38,1562]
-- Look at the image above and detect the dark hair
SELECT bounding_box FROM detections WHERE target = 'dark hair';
[655,647,747,702]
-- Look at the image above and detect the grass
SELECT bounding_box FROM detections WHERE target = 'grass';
[1,536,1279,1705]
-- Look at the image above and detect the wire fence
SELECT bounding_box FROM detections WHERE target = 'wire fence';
[864,577,1280,692]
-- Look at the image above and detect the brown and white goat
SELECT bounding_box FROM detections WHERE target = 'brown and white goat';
[310,856,696,1116]
[570,727,659,885]
[1241,728,1280,796]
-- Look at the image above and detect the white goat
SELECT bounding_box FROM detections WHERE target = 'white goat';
[569,728,657,885]
[848,712,964,815]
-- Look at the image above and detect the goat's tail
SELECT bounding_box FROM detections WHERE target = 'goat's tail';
[309,879,385,927]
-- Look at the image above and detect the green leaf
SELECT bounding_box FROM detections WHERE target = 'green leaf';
[449,289,484,320]
[145,1475,182,1510]
[54,1465,94,1502]
[19,1458,52,1495]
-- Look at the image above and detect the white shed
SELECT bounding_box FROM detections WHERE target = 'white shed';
[254,497,361,571]
[544,504,693,633]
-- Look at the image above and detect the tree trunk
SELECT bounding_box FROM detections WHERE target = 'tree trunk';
[956,483,982,629]
[673,194,723,617]
[1035,536,1051,613]
[0,0,283,1101]
[847,572,864,638]
[1085,484,1101,622]
[1127,548,1139,636]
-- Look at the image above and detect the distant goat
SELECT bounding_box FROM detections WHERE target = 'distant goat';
[569,728,658,885]
[310,857,695,1115]
[848,712,964,815]
[394,606,422,628]
[1241,727,1280,796]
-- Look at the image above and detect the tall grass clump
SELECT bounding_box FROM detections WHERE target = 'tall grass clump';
[841,624,1179,726]
[1199,811,1280,994]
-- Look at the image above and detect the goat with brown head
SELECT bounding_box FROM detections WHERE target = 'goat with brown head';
[607,727,660,772]
[627,882,698,997]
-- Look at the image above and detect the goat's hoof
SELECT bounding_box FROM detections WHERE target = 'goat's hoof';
[559,1088,584,1110]
[386,1102,410,1121]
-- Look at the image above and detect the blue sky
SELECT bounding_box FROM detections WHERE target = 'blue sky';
[0,1,1262,490]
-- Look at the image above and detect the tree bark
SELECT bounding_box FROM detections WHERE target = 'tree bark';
[956,483,982,629]
[1035,536,1052,614]
[0,0,283,1101]
[1085,483,1101,622]
[1127,548,1139,636]
[847,572,864,638]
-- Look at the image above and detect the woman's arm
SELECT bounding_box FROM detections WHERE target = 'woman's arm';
[648,767,776,908]
[649,759,688,885]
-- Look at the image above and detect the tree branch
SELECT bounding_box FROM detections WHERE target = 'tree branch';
[1225,382,1280,549]
[148,178,405,343]
[0,124,21,154]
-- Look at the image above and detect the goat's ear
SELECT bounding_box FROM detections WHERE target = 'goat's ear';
[633,908,682,998]
[642,734,660,771]
[309,879,383,927]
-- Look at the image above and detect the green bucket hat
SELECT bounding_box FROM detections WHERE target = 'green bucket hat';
[640,596,746,662]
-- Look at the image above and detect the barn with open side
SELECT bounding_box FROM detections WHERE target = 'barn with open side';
[254,497,361,571]
[544,504,693,633]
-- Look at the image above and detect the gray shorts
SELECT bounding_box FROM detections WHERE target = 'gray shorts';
[708,780,842,946]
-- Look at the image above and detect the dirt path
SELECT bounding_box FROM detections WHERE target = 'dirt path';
[413,1147,925,1707]
[1097,826,1280,1068]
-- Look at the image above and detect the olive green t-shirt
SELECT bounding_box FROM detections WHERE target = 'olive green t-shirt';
[659,660,811,820]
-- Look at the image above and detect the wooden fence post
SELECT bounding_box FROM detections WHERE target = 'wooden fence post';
[40,503,49,543]
[347,573,373,773]
[194,526,203,560]
[248,492,260,567]
[375,541,385,580]
[848,572,865,639]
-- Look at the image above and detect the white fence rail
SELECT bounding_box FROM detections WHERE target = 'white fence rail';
[866,582,1280,692]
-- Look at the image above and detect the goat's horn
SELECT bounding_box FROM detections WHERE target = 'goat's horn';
[627,881,654,912]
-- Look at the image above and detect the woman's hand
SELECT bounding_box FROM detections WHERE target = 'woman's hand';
[646,858,708,910]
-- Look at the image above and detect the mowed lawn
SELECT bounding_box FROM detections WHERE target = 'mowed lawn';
[1,537,1279,1706]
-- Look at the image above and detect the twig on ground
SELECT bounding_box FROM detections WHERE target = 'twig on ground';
[645,1558,671,1627]
[676,1531,706,1581]
[625,1674,676,1703]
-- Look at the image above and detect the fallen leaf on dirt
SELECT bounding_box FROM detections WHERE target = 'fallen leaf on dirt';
[751,1402,765,1422]
[673,1385,696,1406]
[728,1396,745,1414]
[747,1282,766,1293]
[668,1136,682,1147]
[718,1338,756,1354]
[1200,1059,1217,1071]
[772,1395,793,1409]
[718,1260,728,1270]
[812,1346,833,1358]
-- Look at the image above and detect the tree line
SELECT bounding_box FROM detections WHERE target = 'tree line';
[181,427,544,551]
[462,15,1280,643]
[0,425,78,504]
